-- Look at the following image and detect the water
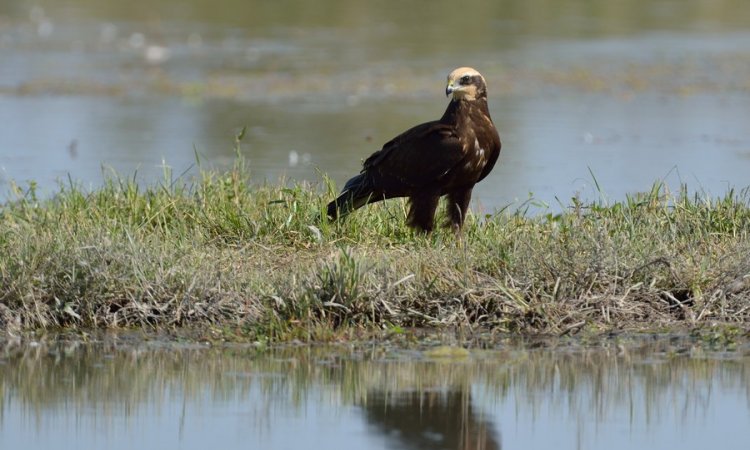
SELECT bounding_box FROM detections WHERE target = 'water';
[2,0,750,209]
[1,335,749,449]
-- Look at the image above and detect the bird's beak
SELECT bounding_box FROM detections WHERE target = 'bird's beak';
[446,81,455,97]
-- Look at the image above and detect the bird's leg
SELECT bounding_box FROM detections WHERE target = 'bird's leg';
[407,193,440,232]
[446,187,473,231]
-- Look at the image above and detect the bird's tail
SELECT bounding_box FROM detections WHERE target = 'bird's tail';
[326,173,375,220]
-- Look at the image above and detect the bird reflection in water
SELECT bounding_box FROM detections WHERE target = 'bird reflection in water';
[361,389,501,450]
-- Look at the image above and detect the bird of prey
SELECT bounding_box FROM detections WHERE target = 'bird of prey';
[327,67,501,232]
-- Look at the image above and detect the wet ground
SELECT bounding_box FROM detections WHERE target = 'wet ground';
[1,1,750,210]
[1,333,749,450]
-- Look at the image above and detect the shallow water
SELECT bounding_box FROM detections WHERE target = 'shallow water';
[1,335,749,450]
[1,1,750,209]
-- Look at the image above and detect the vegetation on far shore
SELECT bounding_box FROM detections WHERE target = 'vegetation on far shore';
[1,151,750,342]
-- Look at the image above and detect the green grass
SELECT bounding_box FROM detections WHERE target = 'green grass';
[1,154,750,340]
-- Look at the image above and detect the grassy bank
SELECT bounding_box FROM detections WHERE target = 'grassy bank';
[1,157,750,341]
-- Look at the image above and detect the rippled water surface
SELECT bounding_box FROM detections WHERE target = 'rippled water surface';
[1,0,750,208]
[1,335,749,450]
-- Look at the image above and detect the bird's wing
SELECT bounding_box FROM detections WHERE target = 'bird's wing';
[362,121,467,189]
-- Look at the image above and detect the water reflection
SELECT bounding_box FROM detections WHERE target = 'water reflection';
[363,390,500,450]
[0,336,749,449]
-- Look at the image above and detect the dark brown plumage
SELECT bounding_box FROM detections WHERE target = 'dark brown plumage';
[327,67,501,232]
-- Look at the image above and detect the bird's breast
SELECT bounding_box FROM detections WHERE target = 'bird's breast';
[455,136,489,180]
[473,137,486,161]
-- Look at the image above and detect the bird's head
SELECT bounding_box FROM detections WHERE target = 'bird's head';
[445,67,487,101]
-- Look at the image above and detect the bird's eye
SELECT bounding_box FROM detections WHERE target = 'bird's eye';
[460,75,471,85]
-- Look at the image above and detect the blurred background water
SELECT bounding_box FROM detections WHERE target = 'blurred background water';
[1,0,749,210]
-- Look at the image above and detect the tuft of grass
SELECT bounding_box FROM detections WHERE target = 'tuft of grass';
[1,160,750,340]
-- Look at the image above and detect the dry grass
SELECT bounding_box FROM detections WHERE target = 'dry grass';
[1,155,750,340]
